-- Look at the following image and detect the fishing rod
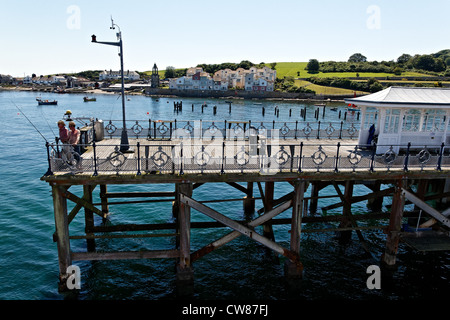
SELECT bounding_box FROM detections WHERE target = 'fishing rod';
[12,100,50,143]
[40,108,57,138]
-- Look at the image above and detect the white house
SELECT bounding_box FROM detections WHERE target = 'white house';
[169,68,215,90]
[345,86,450,153]
[99,70,140,81]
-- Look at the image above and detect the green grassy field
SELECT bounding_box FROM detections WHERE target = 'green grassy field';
[145,62,431,80]
[274,62,430,79]
[295,80,368,95]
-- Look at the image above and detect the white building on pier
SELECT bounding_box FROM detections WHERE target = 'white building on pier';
[345,86,450,153]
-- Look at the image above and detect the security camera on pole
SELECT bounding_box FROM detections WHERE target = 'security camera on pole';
[91,17,133,153]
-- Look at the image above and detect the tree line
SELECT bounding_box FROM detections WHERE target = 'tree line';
[306,50,450,76]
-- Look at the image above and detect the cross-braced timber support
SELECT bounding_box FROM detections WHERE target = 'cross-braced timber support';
[44,172,450,292]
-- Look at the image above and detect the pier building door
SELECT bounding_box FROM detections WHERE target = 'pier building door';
[377,108,403,154]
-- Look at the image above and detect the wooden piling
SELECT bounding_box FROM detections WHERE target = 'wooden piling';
[52,185,71,291]
[243,182,255,216]
[83,185,96,252]
[284,180,305,278]
[177,182,194,282]
[339,180,354,243]
[100,184,109,218]
[382,179,406,268]
[263,182,275,241]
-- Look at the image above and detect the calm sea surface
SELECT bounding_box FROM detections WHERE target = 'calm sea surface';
[0,90,448,301]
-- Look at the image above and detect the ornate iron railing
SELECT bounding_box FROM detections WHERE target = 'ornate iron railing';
[45,140,450,176]
[102,119,360,140]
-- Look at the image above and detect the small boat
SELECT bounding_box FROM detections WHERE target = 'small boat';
[37,98,57,105]
[330,107,338,111]
[83,97,96,102]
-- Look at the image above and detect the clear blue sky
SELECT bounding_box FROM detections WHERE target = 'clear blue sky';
[1,0,449,77]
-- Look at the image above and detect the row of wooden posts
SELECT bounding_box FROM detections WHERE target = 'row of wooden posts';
[172,101,359,121]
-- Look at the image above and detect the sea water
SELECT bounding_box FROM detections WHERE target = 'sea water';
[0,90,448,301]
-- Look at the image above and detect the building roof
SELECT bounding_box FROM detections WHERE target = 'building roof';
[345,86,450,108]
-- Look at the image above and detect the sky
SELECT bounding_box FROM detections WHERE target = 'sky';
[1,0,449,77]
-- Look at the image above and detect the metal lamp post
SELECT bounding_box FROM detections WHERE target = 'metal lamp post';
[91,18,132,153]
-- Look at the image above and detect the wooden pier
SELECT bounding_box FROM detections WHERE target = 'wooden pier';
[41,128,450,291]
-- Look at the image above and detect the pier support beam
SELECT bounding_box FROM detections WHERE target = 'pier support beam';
[84,185,96,252]
[338,180,354,243]
[367,180,383,212]
[52,185,71,291]
[243,182,255,216]
[284,180,305,279]
[99,184,109,218]
[176,182,194,283]
[263,182,275,241]
[382,179,406,268]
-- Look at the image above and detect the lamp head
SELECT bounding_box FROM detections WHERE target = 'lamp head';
[91,34,97,42]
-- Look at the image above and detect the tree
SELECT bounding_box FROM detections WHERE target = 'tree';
[164,66,176,79]
[397,53,412,65]
[270,62,277,70]
[348,53,367,63]
[306,59,320,73]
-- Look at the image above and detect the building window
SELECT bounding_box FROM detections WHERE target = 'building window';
[363,107,378,130]
[384,109,400,134]
[422,109,446,132]
[402,109,421,132]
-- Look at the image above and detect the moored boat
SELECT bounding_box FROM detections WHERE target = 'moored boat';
[83,97,97,102]
[36,98,58,105]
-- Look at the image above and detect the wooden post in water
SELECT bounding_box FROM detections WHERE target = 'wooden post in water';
[382,179,406,268]
[367,180,383,212]
[243,182,255,216]
[309,182,320,214]
[263,181,275,241]
[100,185,109,218]
[176,182,194,283]
[285,180,305,279]
[52,185,71,291]
[83,185,96,252]
[339,180,354,243]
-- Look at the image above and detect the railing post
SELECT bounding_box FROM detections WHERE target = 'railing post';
[148,119,152,139]
[404,142,411,172]
[180,142,184,175]
[137,142,141,175]
[45,142,53,176]
[295,120,298,139]
[335,142,340,173]
[92,141,98,176]
[370,142,376,172]
[224,120,227,140]
[339,121,343,139]
[437,142,445,171]
[298,141,303,173]
[221,141,225,174]
[317,121,321,139]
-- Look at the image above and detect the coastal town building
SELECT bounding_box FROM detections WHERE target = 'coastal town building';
[150,63,160,88]
[169,66,276,92]
[169,67,215,90]
[99,70,140,81]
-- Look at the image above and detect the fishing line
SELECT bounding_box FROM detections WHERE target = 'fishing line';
[11,99,49,143]
[40,108,57,138]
